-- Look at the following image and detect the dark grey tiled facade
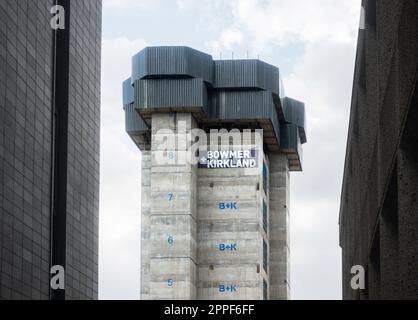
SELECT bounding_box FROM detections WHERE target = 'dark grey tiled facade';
[0,0,101,300]
[339,0,418,300]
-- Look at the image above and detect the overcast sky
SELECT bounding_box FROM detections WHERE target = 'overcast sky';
[99,0,362,300]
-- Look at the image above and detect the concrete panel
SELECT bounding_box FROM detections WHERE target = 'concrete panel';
[198,238,263,265]
[151,133,195,151]
[198,180,259,195]
[150,280,196,300]
[198,200,260,221]
[270,285,290,300]
[270,171,289,188]
[149,258,196,300]
[197,265,265,300]
[269,186,289,201]
[151,172,197,192]
[151,163,196,173]
[198,221,261,238]
[270,228,288,242]
[150,258,197,281]
[150,192,196,216]
[150,215,197,261]
[269,262,288,284]
[270,242,289,262]
[198,167,261,178]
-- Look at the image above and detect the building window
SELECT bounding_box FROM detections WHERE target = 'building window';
[262,200,268,234]
[263,239,268,274]
[263,279,268,300]
[262,161,268,193]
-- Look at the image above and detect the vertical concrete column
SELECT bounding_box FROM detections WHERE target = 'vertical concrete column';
[268,153,290,300]
[149,113,197,300]
[397,146,418,299]
[140,151,152,300]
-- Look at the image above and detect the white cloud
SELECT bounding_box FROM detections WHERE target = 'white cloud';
[208,28,244,53]
[205,0,360,54]
[176,0,229,13]
[176,0,195,12]
[101,37,146,108]
[284,32,357,301]
[99,37,147,300]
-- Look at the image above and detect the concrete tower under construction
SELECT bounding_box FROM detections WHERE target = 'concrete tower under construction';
[123,46,307,300]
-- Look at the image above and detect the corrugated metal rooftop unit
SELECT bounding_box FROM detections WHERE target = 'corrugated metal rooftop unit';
[213,60,282,95]
[123,78,150,150]
[123,46,307,171]
[132,46,214,83]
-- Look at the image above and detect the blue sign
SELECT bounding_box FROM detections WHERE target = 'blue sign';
[219,284,238,292]
[219,202,238,210]
[219,243,238,251]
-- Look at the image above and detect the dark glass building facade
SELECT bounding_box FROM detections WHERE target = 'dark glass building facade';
[0,0,102,300]
[340,0,418,300]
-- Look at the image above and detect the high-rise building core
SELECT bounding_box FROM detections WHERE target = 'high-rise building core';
[123,46,307,300]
